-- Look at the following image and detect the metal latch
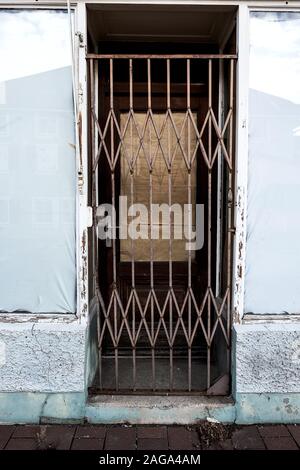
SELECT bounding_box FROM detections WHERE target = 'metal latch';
[86,206,93,228]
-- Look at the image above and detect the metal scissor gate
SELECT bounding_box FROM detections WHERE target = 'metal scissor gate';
[87,53,236,395]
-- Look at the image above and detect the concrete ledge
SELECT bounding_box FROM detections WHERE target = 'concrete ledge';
[85,395,235,425]
[85,393,300,425]
[0,391,299,424]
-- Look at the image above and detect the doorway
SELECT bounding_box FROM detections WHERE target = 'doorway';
[87,5,236,395]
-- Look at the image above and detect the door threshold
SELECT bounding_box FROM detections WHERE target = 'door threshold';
[85,395,235,425]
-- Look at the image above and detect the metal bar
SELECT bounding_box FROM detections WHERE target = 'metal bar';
[128,59,137,390]
[89,58,103,390]
[226,59,234,368]
[89,58,96,296]
[167,59,171,110]
[166,58,174,390]
[147,59,156,391]
[207,59,212,390]
[129,59,133,111]
[87,53,238,60]
[109,59,119,391]
[215,57,224,297]
[187,59,191,111]
[187,59,192,392]
[147,59,152,111]
[94,61,100,300]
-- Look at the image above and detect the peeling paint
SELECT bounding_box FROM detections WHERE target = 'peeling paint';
[0,314,78,324]
[232,183,247,324]
[81,230,87,255]
[0,321,86,393]
[79,229,88,309]
[232,308,240,324]
[82,303,88,315]
[234,323,300,394]
[238,241,243,260]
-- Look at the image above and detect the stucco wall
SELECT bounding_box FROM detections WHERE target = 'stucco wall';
[234,322,300,394]
[0,317,87,393]
[0,317,299,423]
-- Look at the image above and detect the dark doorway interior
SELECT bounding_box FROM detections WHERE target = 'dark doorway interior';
[87,5,236,395]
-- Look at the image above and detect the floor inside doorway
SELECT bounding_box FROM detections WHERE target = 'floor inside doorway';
[92,357,219,392]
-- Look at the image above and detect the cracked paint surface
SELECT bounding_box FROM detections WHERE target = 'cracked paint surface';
[234,323,300,393]
[232,185,246,324]
[0,321,86,392]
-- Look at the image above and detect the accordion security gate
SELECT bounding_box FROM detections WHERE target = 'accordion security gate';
[88,53,236,395]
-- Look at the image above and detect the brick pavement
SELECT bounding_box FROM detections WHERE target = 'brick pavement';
[0,424,299,450]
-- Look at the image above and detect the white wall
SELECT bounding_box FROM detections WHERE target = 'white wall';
[0,318,86,392]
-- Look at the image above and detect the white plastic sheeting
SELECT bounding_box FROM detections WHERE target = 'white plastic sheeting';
[0,10,76,313]
[245,12,300,314]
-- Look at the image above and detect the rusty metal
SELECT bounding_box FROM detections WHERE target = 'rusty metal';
[87,53,237,60]
[88,54,236,395]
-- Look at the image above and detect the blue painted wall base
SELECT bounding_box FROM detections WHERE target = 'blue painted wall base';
[0,392,86,424]
[235,393,300,424]
[0,392,299,424]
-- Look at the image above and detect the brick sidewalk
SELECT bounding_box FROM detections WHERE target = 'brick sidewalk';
[0,424,299,450]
